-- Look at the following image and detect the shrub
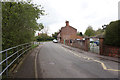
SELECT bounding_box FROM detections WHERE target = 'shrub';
[104,20,120,47]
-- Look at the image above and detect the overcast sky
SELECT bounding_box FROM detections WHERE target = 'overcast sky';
[32,0,119,36]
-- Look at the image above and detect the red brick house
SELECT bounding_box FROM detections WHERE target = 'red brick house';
[57,21,83,43]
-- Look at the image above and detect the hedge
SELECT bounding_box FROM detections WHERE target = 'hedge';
[104,20,120,47]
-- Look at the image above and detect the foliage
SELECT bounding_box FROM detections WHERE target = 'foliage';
[95,28,104,35]
[84,26,95,37]
[77,32,83,36]
[95,28,104,37]
[38,23,44,31]
[2,2,45,50]
[102,24,108,30]
[104,20,120,47]
[52,32,58,39]
[35,33,53,42]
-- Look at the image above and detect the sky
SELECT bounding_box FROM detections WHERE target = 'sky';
[31,0,120,36]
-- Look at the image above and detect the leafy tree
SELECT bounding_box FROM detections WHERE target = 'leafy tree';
[95,28,104,35]
[104,20,120,47]
[77,32,83,36]
[38,23,44,31]
[41,26,49,34]
[84,26,95,37]
[2,2,45,50]
[94,28,105,37]
[102,24,108,30]
[35,33,53,41]
[52,32,58,39]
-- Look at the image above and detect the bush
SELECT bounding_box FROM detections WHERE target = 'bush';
[104,20,120,47]
[2,2,45,50]
[35,33,53,42]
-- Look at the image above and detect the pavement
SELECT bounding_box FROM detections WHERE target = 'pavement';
[61,44,120,63]
[12,42,120,78]
[11,44,43,78]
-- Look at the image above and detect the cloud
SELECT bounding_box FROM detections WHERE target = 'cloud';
[32,0,119,35]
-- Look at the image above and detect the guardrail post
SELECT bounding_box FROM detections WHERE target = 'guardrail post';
[5,51,8,77]
[21,45,23,57]
[25,44,27,50]
[17,47,19,64]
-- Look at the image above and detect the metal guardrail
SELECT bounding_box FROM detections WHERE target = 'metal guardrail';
[0,42,39,77]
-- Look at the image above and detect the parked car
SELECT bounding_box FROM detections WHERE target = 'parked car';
[53,39,58,43]
[94,40,99,46]
[90,40,99,46]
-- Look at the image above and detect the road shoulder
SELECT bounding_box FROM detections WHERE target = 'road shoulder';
[11,45,42,78]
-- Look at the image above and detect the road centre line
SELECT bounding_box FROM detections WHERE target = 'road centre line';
[62,46,120,72]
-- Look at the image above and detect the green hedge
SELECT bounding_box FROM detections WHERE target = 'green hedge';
[104,20,120,47]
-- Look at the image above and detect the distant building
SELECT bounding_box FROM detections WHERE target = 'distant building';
[57,21,83,43]
[38,33,40,36]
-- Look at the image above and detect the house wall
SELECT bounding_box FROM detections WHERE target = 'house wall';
[60,26,77,41]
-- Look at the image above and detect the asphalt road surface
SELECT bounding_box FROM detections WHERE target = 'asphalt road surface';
[36,42,119,78]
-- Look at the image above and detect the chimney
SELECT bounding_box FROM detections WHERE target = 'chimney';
[65,21,69,26]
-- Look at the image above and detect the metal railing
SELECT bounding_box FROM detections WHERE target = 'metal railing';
[0,42,35,77]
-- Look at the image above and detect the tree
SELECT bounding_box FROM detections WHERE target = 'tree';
[2,2,45,50]
[102,24,108,30]
[35,33,53,41]
[38,23,44,31]
[95,28,105,37]
[95,28,103,35]
[104,20,120,47]
[41,26,49,34]
[84,26,95,37]
[77,32,83,36]
[52,32,58,39]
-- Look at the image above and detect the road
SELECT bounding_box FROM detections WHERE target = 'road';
[13,42,119,78]
[36,42,119,78]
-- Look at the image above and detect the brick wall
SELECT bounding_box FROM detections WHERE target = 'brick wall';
[65,38,89,51]
[102,45,120,57]
[64,37,120,58]
[99,38,120,57]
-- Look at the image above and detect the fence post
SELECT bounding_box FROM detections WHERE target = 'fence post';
[5,51,8,77]
[99,38,104,55]
[22,44,24,57]
[85,38,90,51]
[17,47,19,64]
